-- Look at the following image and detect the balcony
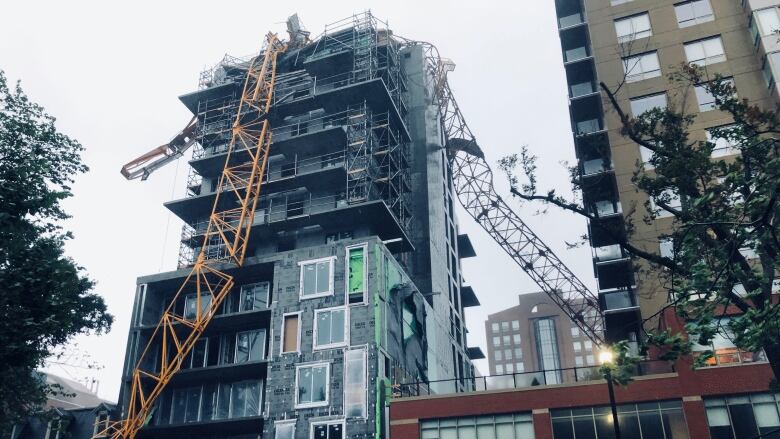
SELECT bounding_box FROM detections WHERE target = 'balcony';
[561,26,592,64]
[600,287,638,312]
[556,0,586,29]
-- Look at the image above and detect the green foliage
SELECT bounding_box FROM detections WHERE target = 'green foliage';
[0,71,113,434]
[599,341,641,386]
[502,62,780,385]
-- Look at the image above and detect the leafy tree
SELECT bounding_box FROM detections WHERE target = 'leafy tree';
[0,71,113,434]
[500,64,780,386]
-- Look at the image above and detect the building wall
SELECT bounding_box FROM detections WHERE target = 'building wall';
[485,292,600,377]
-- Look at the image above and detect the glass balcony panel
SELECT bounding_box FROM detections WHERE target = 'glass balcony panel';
[595,244,623,261]
[582,158,608,175]
[565,46,589,63]
[559,12,584,28]
[570,81,595,98]
[575,118,602,135]
[603,289,634,310]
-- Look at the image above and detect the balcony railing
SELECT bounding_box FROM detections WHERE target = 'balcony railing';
[391,361,675,398]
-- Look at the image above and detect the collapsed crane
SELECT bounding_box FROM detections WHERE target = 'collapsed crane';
[111,23,608,439]
[408,41,607,347]
[100,33,287,439]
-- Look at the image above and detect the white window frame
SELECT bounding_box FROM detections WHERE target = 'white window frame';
[298,256,336,300]
[309,419,346,439]
[674,0,714,28]
[313,306,348,350]
[623,51,662,83]
[614,12,652,43]
[274,420,296,439]
[695,78,734,112]
[755,7,780,37]
[93,410,110,437]
[280,311,302,355]
[295,362,331,409]
[684,36,726,67]
[344,347,367,419]
[345,243,368,305]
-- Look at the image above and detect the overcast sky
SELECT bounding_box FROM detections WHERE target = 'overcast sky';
[0,0,596,401]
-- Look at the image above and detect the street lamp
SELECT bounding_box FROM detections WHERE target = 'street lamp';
[600,349,622,439]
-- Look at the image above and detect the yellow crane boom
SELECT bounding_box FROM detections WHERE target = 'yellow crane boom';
[98,32,286,439]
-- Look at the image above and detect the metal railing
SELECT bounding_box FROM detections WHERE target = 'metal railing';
[391,361,675,398]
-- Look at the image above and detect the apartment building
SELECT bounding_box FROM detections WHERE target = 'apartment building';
[484,292,600,383]
[115,12,480,439]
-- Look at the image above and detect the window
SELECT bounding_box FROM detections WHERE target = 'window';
[575,356,584,367]
[495,350,503,361]
[274,421,295,439]
[764,54,777,89]
[506,363,514,373]
[345,348,367,418]
[93,411,110,437]
[684,36,726,66]
[623,52,661,83]
[496,364,504,374]
[170,387,202,424]
[184,293,212,320]
[346,245,367,304]
[503,335,511,345]
[695,78,734,112]
[511,320,520,330]
[501,321,510,331]
[651,189,682,218]
[314,307,347,349]
[421,413,535,439]
[281,313,300,354]
[491,322,500,333]
[229,381,262,418]
[299,257,335,298]
[514,348,523,359]
[505,349,513,360]
[239,282,269,312]
[235,330,264,362]
[640,145,655,168]
[46,417,69,439]
[534,318,562,385]
[296,363,329,408]
[756,8,780,36]
[660,238,674,259]
[584,341,593,351]
[674,0,714,27]
[513,334,521,344]
[611,0,633,5]
[586,355,595,365]
[185,337,208,368]
[493,336,501,347]
[707,127,738,157]
[312,420,344,439]
[706,393,780,439]
[615,13,652,42]
[573,341,582,352]
[630,92,667,117]
[531,305,539,313]
[571,327,580,338]
[551,400,689,439]
[692,317,767,366]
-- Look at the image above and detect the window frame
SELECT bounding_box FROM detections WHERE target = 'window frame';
[238,281,270,312]
[674,0,715,28]
[298,256,336,300]
[280,311,302,355]
[93,410,110,437]
[622,51,662,83]
[309,419,346,439]
[344,347,368,419]
[630,92,668,117]
[313,306,349,350]
[614,12,653,43]
[345,243,368,305]
[234,329,265,363]
[183,292,212,320]
[274,420,296,439]
[684,35,726,67]
[295,362,331,409]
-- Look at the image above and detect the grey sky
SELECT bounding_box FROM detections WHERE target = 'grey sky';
[0,0,595,401]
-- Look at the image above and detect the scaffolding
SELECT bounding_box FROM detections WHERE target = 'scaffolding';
[177,11,411,267]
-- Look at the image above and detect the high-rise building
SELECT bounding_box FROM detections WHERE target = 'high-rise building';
[388,2,780,438]
[116,12,480,439]
[556,0,777,358]
[484,292,600,383]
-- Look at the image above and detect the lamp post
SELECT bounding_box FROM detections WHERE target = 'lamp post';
[599,350,622,439]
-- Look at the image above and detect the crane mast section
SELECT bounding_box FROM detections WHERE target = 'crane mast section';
[98,33,286,439]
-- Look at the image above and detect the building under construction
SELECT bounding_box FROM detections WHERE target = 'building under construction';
[117,12,481,439]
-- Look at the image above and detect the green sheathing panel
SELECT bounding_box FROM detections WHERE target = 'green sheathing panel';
[374,242,387,439]
[348,247,365,295]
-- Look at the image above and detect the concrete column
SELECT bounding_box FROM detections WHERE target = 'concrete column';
[533,408,553,439]
[683,396,711,439]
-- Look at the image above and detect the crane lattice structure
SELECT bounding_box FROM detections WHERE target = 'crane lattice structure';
[98,33,286,439]
[412,41,607,347]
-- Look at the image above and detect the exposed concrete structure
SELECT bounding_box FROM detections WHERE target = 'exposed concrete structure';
[116,12,479,439]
